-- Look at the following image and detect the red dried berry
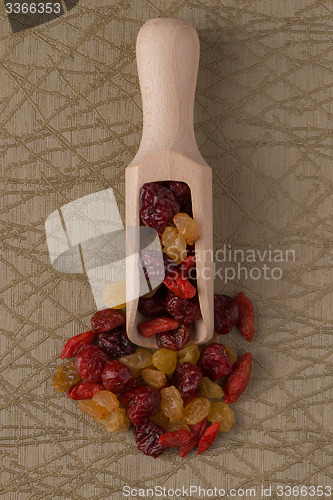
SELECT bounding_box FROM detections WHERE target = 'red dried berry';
[214,294,239,335]
[118,386,143,408]
[67,381,104,400]
[99,329,135,359]
[156,324,192,351]
[178,417,207,458]
[138,289,167,318]
[140,182,180,231]
[138,317,180,338]
[198,343,232,381]
[178,255,196,278]
[183,390,200,407]
[159,429,192,447]
[224,353,253,404]
[126,386,161,426]
[197,422,220,455]
[91,308,125,334]
[138,249,165,282]
[60,330,96,359]
[164,181,191,206]
[235,292,255,342]
[172,362,203,399]
[133,421,166,458]
[164,292,201,324]
[75,345,109,383]
[102,360,138,393]
[163,268,196,299]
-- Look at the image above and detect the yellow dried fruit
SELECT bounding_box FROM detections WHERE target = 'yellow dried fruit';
[208,402,235,432]
[102,280,126,309]
[165,419,190,432]
[51,360,81,393]
[150,405,169,430]
[103,408,130,433]
[152,349,177,375]
[120,348,153,370]
[78,400,109,422]
[162,226,187,264]
[161,386,184,422]
[182,397,210,425]
[141,368,167,389]
[225,345,237,365]
[173,213,199,245]
[92,390,119,413]
[177,345,200,365]
[199,377,224,400]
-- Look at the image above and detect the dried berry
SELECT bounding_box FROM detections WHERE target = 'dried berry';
[182,397,210,425]
[152,349,177,375]
[133,421,166,458]
[165,419,190,432]
[78,400,109,422]
[159,429,192,447]
[177,345,200,365]
[163,268,196,299]
[178,417,207,458]
[173,213,199,245]
[126,386,161,426]
[67,381,104,400]
[208,402,235,432]
[118,386,143,408]
[91,308,125,334]
[138,288,166,317]
[224,353,252,404]
[164,292,201,324]
[103,407,130,433]
[119,349,153,370]
[156,324,192,351]
[183,390,200,407]
[214,294,239,335]
[102,360,137,393]
[225,345,237,365]
[75,345,109,383]
[235,292,255,342]
[172,362,203,399]
[92,390,119,413]
[140,182,180,231]
[162,226,187,264]
[99,329,135,359]
[199,377,224,400]
[165,181,191,206]
[141,368,167,389]
[198,343,232,381]
[139,317,180,338]
[160,386,184,422]
[178,255,196,278]
[51,360,81,392]
[197,422,220,454]
[149,405,170,430]
[60,330,96,359]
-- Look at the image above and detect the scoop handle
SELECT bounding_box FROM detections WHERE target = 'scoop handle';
[134,18,205,165]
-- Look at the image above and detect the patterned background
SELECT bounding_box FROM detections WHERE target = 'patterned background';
[1,0,332,498]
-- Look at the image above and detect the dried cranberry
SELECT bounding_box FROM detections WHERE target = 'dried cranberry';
[118,386,143,408]
[156,324,192,351]
[133,421,166,458]
[138,317,180,338]
[164,291,201,324]
[75,345,109,383]
[214,295,239,335]
[172,362,203,399]
[67,381,104,400]
[91,308,125,334]
[235,292,255,342]
[140,182,180,231]
[99,328,135,359]
[164,181,191,206]
[102,360,137,393]
[178,255,196,278]
[126,386,161,426]
[138,288,167,318]
[198,343,232,381]
[60,330,96,359]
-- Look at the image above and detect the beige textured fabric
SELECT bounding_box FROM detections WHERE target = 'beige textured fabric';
[1,1,332,498]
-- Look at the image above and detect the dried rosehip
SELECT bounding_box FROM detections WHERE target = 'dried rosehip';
[133,421,166,458]
[235,292,255,342]
[163,268,196,299]
[91,308,125,334]
[75,345,109,383]
[198,343,232,381]
[156,323,192,351]
[172,362,203,399]
[159,429,192,447]
[224,353,252,404]
[99,329,135,359]
[214,294,239,335]
[126,386,161,426]
[178,417,207,458]
[178,255,196,278]
[197,422,220,454]
[138,317,180,338]
[102,360,137,393]
[138,288,166,318]
[60,330,96,359]
[164,292,201,324]
[140,182,180,231]
[67,381,104,400]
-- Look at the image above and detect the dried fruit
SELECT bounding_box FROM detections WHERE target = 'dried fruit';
[198,343,232,381]
[152,349,177,374]
[225,345,237,365]
[51,360,81,392]
[197,422,220,454]
[178,255,196,278]
[214,294,239,335]
[140,182,180,231]
[91,308,125,334]
[141,368,166,389]
[159,429,192,447]
[182,397,210,425]
[208,402,235,432]
[67,381,104,400]
[60,330,96,359]
[119,349,153,370]
[138,289,166,317]
[183,390,200,407]
[160,386,184,422]
[173,213,199,245]
[126,386,161,426]
[139,317,180,338]
[172,362,203,399]
[103,407,130,433]
[164,292,201,324]
[199,377,224,400]
[178,417,207,457]
[102,281,126,309]
[235,292,255,342]
[162,226,187,264]
[99,329,136,359]
[102,360,138,393]
[163,267,196,299]
[165,181,191,206]
[224,353,252,404]
[149,405,170,429]
[75,345,109,383]
[165,419,190,432]
[156,324,192,351]
[177,345,200,365]
[92,390,119,413]
[133,421,166,458]
[78,400,109,422]
[118,386,143,408]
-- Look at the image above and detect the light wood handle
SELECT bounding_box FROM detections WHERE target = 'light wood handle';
[134,18,204,164]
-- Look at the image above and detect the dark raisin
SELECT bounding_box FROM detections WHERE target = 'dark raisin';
[164,291,201,324]
[99,328,136,359]
[133,421,166,458]
[102,360,137,393]
[198,343,232,381]
[156,324,192,351]
[214,295,239,335]
[126,386,161,426]
[172,362,203,399]
[75,345,109,383]
[140,182,180,231]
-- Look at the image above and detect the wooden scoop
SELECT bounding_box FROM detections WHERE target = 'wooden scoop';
[125,18,214,348]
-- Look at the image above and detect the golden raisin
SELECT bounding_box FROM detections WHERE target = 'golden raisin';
[173,213,199,245]
[78,400,109,422]
[120,348,153,370]
[165,419,190,432]
[152,349,177,374]
[103,408,130,433]
[161,386,184,422]
[92,390,119,413]
[141,368,167,389]
[150,405,169,430]
[225,345,237,365]
[182,397,210,425]
[208,402,235,432]
[51,360,81,393]
[199,377,224,400]
[177,345,200,365]
[162,227,187,264]
[102,280,126,309]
